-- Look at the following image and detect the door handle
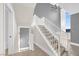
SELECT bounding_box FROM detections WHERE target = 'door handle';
[9,35,12,38]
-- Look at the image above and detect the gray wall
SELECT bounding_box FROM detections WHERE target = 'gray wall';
[71,13,79,43]
[34,3,61,28]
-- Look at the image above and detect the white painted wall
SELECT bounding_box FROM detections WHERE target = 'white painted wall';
[0,3,5,55]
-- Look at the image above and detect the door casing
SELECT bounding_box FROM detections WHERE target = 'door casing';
[18,26,32,52]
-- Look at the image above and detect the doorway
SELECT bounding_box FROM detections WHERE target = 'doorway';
[18,26,31,52]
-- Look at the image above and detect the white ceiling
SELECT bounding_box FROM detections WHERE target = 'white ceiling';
[12,3,36,8]
[58,3,79,15]
[12,3,36,26]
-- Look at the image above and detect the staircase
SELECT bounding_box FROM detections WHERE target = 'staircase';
[33,15,71,56]
[38,25,69,56]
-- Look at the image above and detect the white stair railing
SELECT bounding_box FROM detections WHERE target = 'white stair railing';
[44,18,70,55]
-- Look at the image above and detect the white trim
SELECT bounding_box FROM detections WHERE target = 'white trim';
[18,26,31,52]
[29,28,34,51]
[19,47,29,52]
[71,42,79,47]
[3,3,6,56]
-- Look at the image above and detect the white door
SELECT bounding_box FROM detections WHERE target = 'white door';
[18,27,30,51]
[5,4,14,55]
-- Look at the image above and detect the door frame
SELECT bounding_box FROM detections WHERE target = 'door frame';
[4,4,15,55]
[18,26,31,52]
